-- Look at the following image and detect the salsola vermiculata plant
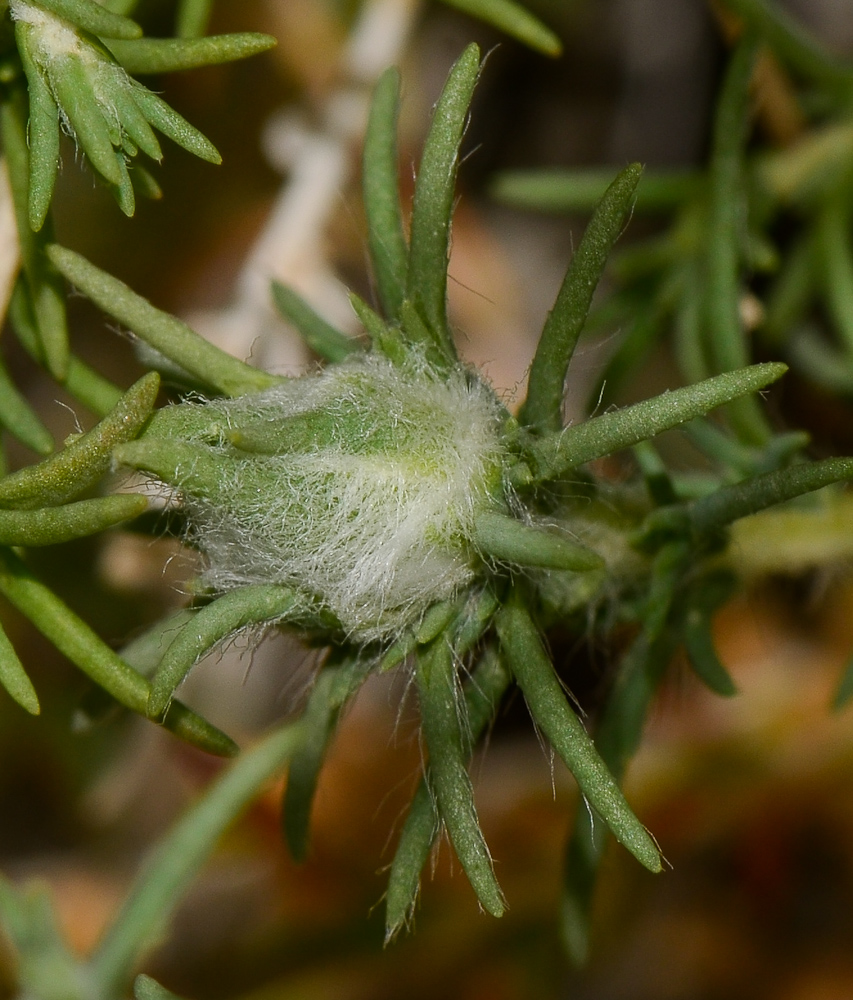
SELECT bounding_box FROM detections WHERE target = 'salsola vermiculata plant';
[3,14,853,995]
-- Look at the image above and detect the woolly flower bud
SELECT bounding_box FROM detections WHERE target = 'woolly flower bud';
[137,353,507,641]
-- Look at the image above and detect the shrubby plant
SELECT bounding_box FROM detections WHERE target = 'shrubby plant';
[0,0,852,996]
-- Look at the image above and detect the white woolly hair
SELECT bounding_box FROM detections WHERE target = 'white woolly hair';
[10,1,140,146]
[176,353,507,642]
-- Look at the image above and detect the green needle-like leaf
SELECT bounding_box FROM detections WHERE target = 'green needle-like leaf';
[29,0,143,39]
[107,78,163,162]
[50,55,125,186]
[0,546,237,757]
[15,21,61,232]
[282,654,370,862]
[271,281,357,362]
[47,246,279,396]
[91,721,304,994]
[0,620,40,714]
[520,362,788,485]
[107,33,276,74]
[0,372,159,510]
[0,92,69,379]
[0,495,147,546]
[521,163,643,435]
[561,630,674,964]
[472,510,604,571]
[817,196,853,355]
[496,594,661,873]
[9,280,123,418]
[682,608,737,696]
[406,43,480,363]
[386,645,510,939]
[706,34,770,445]
[134,974,186,1000]
[415,639,505,916]
[440,0,561,56]
[0,356,54,455]
[147,585,299,719]
[130,85,221,164]
[175,0,212,38]
[364,67,408,320]
[689,456,853,535]
[490,168,700,214]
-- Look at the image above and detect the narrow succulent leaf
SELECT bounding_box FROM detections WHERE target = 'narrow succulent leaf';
[416,599,460,645]
[706,34,770,445]
[642,541,690,641]
[673,256,708,384]
[385,780,436,940]
[722,0,853,88]
[147,585,300,719]
[134,975,186,1000]
[762,230,815,346]
[101,0,139,15]
[130,85,221,164]
[15,22,60,232]
[521,163,643,435]
[387,647,510,938]
[562,630,674,965]
[0,356,54,455]
[119,609,198,677]
[689,456,853,536]
[0,495,148,546]
[9,280,123,417]
[91,721,304,994]
[50,55,125,186]
[271,281,357,362]
[682,608,737,696]
[472,510,604,571]
[0,620,40,714]
[496,595,661,873]
[520,362,787,485]
[440,0,561,55]
[349,292,404,358]
[28,0,142,39]
[633,441,677,507]
[175,0,213,38]
[490,167,700,213]
[363,67,408,320]
[0,93,69,379]
[107,80,163,162]
[47,245,279,396]
[107,33,276,74]
[0,546,237,757]
[0,372,159,509]
[115,439,242,496]
[415,639,505,916]
[406,43,481,363]
[130,163,163,201]
[817,197,853,355]
[111,150,136,217]
[283,654,370,861]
